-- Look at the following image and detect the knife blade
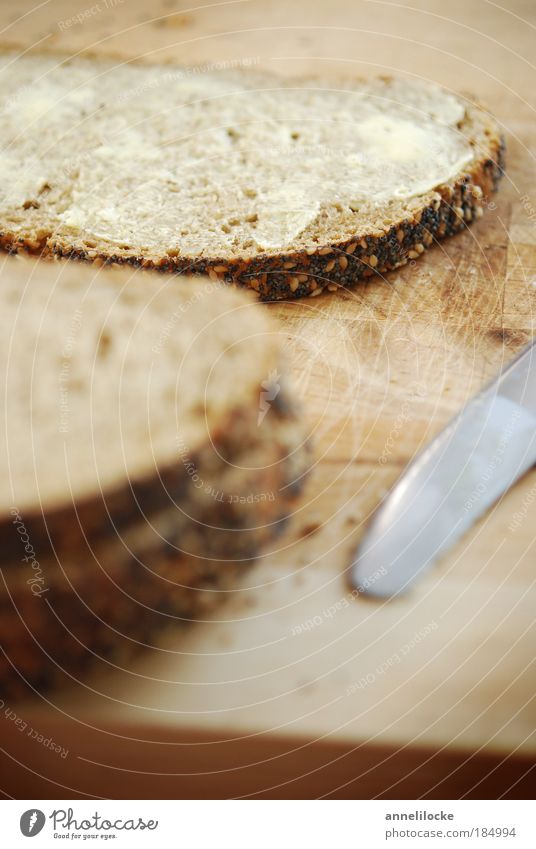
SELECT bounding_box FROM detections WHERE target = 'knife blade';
[351,338,536,598]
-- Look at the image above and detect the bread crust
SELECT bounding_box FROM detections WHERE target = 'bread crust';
[0,385,301,558]
[0,387,309,698]
[0,56,504,301]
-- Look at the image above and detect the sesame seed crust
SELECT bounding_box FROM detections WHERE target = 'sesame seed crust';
[0,383,310,698]
[0,80,504,301]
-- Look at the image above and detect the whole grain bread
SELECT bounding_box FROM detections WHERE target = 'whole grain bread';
[0,256,309,697]
[0,52,504,300]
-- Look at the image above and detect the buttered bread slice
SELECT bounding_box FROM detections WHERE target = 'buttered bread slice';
[0,52,504,299]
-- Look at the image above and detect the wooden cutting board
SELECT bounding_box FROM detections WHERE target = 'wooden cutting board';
[1,0,535,799]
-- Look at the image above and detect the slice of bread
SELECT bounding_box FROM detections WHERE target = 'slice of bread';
[0,52,504,300]
[0,256,309,696]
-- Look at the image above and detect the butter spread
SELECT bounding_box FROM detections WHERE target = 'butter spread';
[0,57,474,252]
[65,79,472,251]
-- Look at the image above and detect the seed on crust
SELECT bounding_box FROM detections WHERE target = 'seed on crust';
[327,283,338,292]
[475,206,484,219]
[422,230,433,246]
[310,287,323,296]
[0,66,503,306]
[289,278,299,292]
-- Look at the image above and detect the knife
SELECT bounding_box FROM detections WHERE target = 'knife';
[351,338,536,598]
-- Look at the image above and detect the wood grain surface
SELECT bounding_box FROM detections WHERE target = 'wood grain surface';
[1,0,535,799]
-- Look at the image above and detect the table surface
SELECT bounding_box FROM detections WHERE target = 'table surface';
[1,0,535,799]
